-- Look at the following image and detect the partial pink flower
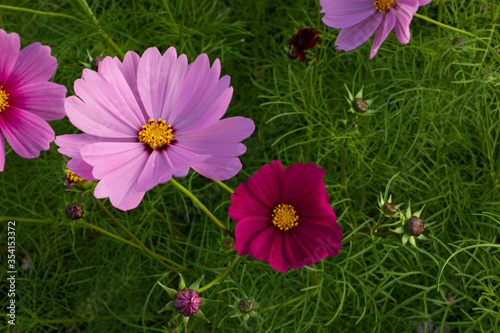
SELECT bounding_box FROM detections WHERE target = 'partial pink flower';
[229,161,342,272]
[0,29,67,171]
[320,0,432,58]
[56,47,254,211]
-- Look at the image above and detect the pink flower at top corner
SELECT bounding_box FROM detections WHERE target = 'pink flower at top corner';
[0,29,67,172]
[55,47,255,211]
[229,161,342,272]
[320,0,432,58]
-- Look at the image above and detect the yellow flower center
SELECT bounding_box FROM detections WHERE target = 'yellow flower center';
[138,118,174,150]
[0,86,10,112]
[65,169,86,182]
[374,0,397,13]
[272,204,299,231]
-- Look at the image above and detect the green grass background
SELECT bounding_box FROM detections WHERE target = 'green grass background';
[1,0,499,331]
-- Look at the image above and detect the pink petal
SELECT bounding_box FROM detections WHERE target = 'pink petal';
[245,160,284,208]
[135,149,172,192]
[164,144,209,178]
[247,225,279,265]
[370,9,397,58]
[176,116,254,157]
[298,222,343,254]
[288,229,328,268]
[281,162,326,206]
[283,231,318,269]
[10,81,66,120]
[55,134,106,180]
[0,29,20,85]
[80,142,146,179]
[394,0,419,45]
[96,56,146,127]
[321,0,378,29]
[191,155,242,181]
[0,132,5,172]
[9,42,56,88]
[335,11,383,52]
[229,182,274,221]
[168,54,223,130]
[419,0,432,5]
[234,215,273,255]
[137,47,189,121]
[0,107,54,158]
[267,231,289,272]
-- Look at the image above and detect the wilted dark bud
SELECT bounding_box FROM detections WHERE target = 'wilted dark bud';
[173,287,202,317]
[288,48,298,60]
[453,37,465,47]
[238,299,254,313]
[407,216,424,236]
[383,202,398,216]
[66,203,84,220]
[91,55,105,70]
[288,28,319,61]
[353,98,369,113]
[222,238,234,250]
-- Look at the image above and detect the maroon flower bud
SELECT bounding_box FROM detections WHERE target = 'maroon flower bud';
[66,203,84,220]
[353,98,369,113]
[288,28,319,61]
[407,216,424,236]
[91,55,105,70]
[173,287,202,317]
[382,202,398,216]
[238,299,254,313]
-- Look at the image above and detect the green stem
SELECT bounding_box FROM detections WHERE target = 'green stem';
[261,294,306,312]
[95,198,190,272]
[0,5,86,24]
[74,0,125,58]
[414,13,500,61]
[169,178,234,238]
[198,256,240,293]
[371,215,386,234]
[0,216,47,223]
[161,0,176,25]
[213,179,234,194]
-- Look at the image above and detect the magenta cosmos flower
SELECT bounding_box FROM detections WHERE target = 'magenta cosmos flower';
[56,47,254,211]
[0,29,66,171]
[229,161,342,272]
[320,0,432,58]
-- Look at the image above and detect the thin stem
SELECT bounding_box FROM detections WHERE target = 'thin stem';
[169,178,234,238]
[371,215,386,234]
[414,13,500,61]
[161,0,176,26]
[198,256,240,293]
[0,5,86,24]
[94,198,190,272]
[0,216,47,223]
[74,0,125,58]
[213,179,234,194]
[261,294,306,312]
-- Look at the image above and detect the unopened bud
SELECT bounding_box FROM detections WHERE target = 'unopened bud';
[173,287,202,317]
[222,238,234,250]
[407,216,424,236]
[91,55,105,70]
[238,299,254,313]
[353,98,369,113]
[66,203,84,220]
[382,202,398,216]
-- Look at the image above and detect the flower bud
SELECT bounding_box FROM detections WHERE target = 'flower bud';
[407,216,424,236]
[238,299,254,313]
[382,202,398,216]
[222,238,234,250]
[91,55,105,70]
[353,98,369,113]
[288,28,319,61]
[287,48,298,60]
[66,203,84,220]
[173,287,202,317]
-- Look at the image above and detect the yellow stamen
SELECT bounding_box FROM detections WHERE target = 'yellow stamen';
[272,204,299,231]
[0,86,10,112]
[138,118,174,150]
[65,169,86,182]
[374,0,397,13]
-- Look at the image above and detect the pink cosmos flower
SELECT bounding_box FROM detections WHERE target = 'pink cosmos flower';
[229,161,342,272]
[56,47,254,211]
[0,29,66,171]
[320,0,432,58]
